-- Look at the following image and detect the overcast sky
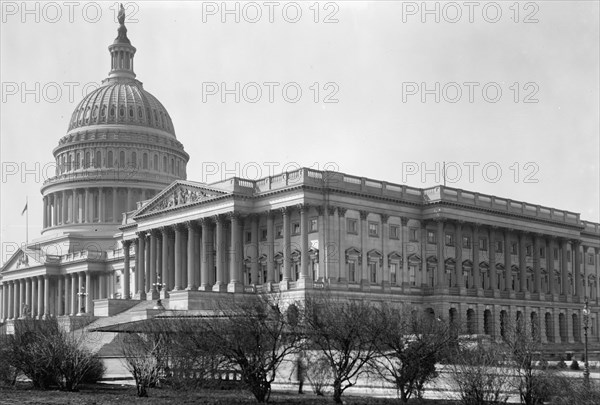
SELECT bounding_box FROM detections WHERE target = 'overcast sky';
[1,1,599,265]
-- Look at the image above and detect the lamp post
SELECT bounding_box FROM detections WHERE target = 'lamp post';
[77,286,87,315]
[583,297,590,388]
[152,274,165,310]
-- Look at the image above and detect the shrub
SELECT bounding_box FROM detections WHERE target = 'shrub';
[556,360,567,369]
[570,360,580,370]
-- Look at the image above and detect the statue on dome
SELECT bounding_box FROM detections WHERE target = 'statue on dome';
[118,4,126,26]
[114,3,131,44]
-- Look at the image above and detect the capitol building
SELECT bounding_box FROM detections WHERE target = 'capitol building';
[1,12,600,355]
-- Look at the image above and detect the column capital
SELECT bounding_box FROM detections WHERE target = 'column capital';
[337,207,347,217]
[327,206,336,216]
[380,213,389,224]
[264,209,274,219]
[184,220,199,231]
[359,210,369,220]
[279,206,290,216]
[174,222,187,232]
[227,211,241,221]
[197,217,213,226]
[432,216,446,223]
[570,239,581,246]
[136,231,147,239]
[297,203,310,213]
[246,213,259,221]
[400,216,409,226]
[212,214,224,224]
[122,240,132,248]
[315,205,325,216]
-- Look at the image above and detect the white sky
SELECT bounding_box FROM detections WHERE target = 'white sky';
[1,1,599,265]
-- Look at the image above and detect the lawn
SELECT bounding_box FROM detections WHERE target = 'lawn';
[0,384,460,405]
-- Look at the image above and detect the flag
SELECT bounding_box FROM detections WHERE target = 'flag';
[21,202,28,216]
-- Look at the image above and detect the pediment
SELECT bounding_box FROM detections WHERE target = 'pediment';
[1,247,44,274]
[135,181,228,217]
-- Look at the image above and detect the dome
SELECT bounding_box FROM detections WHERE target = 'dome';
[68,79,176,137]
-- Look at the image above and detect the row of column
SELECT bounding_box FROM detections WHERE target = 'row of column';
[122,206,313,299]
[0,271,112,320]
[43,187,156,228]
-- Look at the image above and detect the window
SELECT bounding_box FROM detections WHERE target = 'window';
[245,231,252,244]
[462,236,471,249]
[589,254,595,265]
[479,238,488,251]
[260,228,267,241]
[131,151,137,168]
[349,261,357,282]
[368,222,379,237]
[567,250,571,262]
[540,247,545,258]
[427,231,436,244]
[275,225,283,238]
[496,241,503,253]
[369,262,377,283]
[512,243,518,255]
[526,245,532,257]
[409,265,416,286]
[153,154,158,170]
[347,218,358,234]
[409,228,418,241]
[309,218,318,232]
[390,263,397,284]
[445,233,454,246]
[292,222,300,235]
[143,153,148,169]
[554,248,558,260]
[107,151,113,168]
[94,151,101,168]
[119,151,125,167]
[116,275,120,284]
[390,225,400,240]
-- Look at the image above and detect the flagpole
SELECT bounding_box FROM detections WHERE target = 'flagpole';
[26,195,29,247]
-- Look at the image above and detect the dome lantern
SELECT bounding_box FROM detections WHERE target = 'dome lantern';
[108,4,136,80]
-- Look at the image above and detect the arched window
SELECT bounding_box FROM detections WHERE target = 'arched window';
[94,151,101,168]
[85,152,90,168]
[163,156,167,173]
[110,106,115,117]
[119,105,125,118]
[75,152,80,170]
[101,105,107,117]
[129,106,134,118]
[143,153,148,169]
[176,160,180,176]
[67,154,72,171]
[92,105,98,119]
[131,152,137,168]
[119,151,125,167]
[138,106,143,119]
[61,155,66,173]
[107,151,113,168]
[153,154,158,171]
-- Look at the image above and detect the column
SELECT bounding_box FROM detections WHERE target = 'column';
[57,275,64,315]
[99,273,107,298]
[489,227,497,291]
[400,217,409,287]
[228,213,242,292]
[300,205,309,280]
[282,207,291,283]
[156,234,163,292]
[359,210,368,285]
[547,238,555,295]
[456,221,464,289]
[14,280,20,318]
[70,273,77,315]
[435,219,445,287]
[420,221,429,286]
[473,224,481,291]
[519,232,527,293]
[137,232,147,298]
[126,188,132,212]
[148,230,158,297]
[62,190,67,224]
[213,216,225,290]
[71,189,77,224]
[123,240,131,299]
[85,272,92,314]
[84,188,90,223]
[573,240,582,298]
[533,234,542,294]
[8,281,14,319]
[144,233,151,295]
[174,225,184,290]
[200,219,213,290]
[560,239,569,295]
[37,276,43,317]
[98,187,105,222]
[64,275,70,316]
[133,239,139,296]
[0,283,4,320]
[42,196,48,228]
[112,187,119,222]
[251,215,259,284]
[19,279,25,318]
[317,207,326,281]
[381,214,389,286]
[337,207,347,282]
[53,194,59,226]
[159,228,169,292]
[187,222,197,290]
[43,275,50,317]
[266,211,275,283]
[31,277,37,317]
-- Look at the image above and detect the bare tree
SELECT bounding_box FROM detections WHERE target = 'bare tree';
[304,351,333,396]
[449,344,512,405]
[304,296,386,404]
[373,307,453,403]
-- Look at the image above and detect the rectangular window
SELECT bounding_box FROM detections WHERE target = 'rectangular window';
[292,222,300,235]
[348,261,356,282]
[567,250,571,262]
[554,248,558,260]
[540,247,545,258]
[390,225,400,240]
[589,254,595,265]
[479,238,488,251]
[245,231,252,244]
[347,218,358,234]
[390,263,397,284]
[369,262,377,283]
[462,236,471,249]
[512,243,518,255]
[496,241,503,253]
[116,275,121,284]
[427,230,436,244]
[409,265,416,286]
[409,228,418,241]
[260,228,267,241]
[445,233,454,246]
[275,225,283,239]
[309,218,318,232]
[368,222,379,237]
[526,245,532,257]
